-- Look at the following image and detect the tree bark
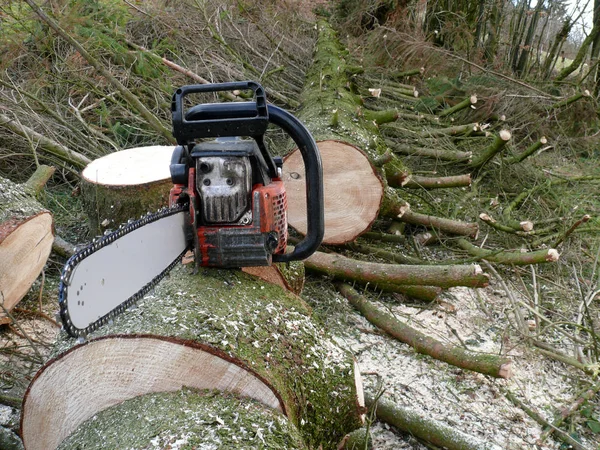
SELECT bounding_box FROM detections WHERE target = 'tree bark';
[305,251,489,289]
[21,265,364,450]
[0,172,54,324]
[366,393,503,450]
[80,146,175,234]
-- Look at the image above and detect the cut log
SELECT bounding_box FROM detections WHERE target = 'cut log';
[56,388,307,450]
[285,19,411,243]
[338,283,512,378]
[283,141,384,244]
[21,265,364,449]
[397,210,479,238]
[365,393,503,450]
[305,250,490,289]
[80,145,175,234]
[456,239,560,265]
[0,173,54,324]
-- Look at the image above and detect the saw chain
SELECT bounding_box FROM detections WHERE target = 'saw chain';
[58,203,190,338]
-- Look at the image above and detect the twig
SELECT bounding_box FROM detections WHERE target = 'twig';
[539,381,600,444]
[504,390,590,450]
[554,214,591,247]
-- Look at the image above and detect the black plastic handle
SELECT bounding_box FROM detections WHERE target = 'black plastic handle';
[267,105,324,262]
[171,81,268,144]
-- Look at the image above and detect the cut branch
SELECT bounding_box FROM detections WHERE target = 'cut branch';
[402,174,472,189]
[398,210,479,238]
[23,0,174,142]
[305,251,489,289]
[365,393,503,450]
[505,136,548,164]
[338,283,511,378]
[0,113,91,168]
[438,94,478,118]
[456,239,560,265]
[469,130,511,171]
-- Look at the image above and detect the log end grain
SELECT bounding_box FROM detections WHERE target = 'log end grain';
[546,249,560,262]
[283,140,384,245]
[0,212,53,322]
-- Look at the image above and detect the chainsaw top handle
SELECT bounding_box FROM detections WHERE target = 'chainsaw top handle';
[171,81,324,262]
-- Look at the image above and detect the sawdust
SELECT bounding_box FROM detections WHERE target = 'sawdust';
[328,283,593,449]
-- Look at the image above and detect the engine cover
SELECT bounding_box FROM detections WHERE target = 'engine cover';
[196,156,252,224]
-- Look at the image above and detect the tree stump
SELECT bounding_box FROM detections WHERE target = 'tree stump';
[80,145,174,234]
[21,265,364,449]
[0,173,54,324]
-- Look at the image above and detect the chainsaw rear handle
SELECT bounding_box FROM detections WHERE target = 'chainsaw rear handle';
[171,81,324,262]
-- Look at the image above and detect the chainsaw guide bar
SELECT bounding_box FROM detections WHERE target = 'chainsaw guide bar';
[58,203,190,338]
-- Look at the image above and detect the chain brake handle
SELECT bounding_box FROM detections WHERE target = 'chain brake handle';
[171,81,324,262]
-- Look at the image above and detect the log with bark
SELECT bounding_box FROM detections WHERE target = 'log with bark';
[0,167,55,324]
[282,19,411,245]
[365,393,502,450]
[21,265,364,449]
[80,146,175,234]
[305,250,489,289]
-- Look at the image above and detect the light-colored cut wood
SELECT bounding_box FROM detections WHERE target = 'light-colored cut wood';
[0,213,54,323]
[80,146,175,233]
[81,145,174,186]
[22,335,283,450]
[283,140,384,245]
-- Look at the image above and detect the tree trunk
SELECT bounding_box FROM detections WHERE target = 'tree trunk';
[55,388,307,449]
[21,265,364,450]
[80,146,175,234]
[515,0,543,77]
[0,170,54,324]
[286,19,410,245]
[542,18,571,79]
[555,26,600,82]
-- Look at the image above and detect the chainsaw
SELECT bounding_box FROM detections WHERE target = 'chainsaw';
[58,81,324,338]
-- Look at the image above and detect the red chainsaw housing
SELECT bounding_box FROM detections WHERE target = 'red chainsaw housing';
[169,167,287,268]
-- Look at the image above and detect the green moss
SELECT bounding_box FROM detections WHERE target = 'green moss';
[296,19,408,197]
[54,265,362,448]
[58,388,307,450]
[0,176,47,224]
